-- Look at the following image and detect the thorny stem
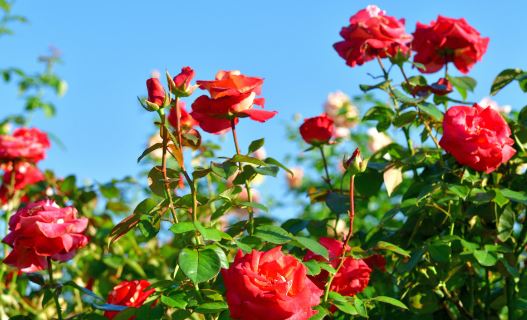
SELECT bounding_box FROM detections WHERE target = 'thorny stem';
[323,175,355,303]
[158,109,179,224]
[318,146,332,189]
[230,119,255,235]
[47,258,63,320]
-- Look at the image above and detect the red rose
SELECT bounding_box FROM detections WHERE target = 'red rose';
[0,162,45,203]
[146,77,166,107]
[222,247,323,320]
[412,16,489,74]
[2,200,89,272]
[104,280,155,319]
[167,101,197,131]
[191,70,277,134]
[299,114,334,145]
[304,237,371,297]
[363,254,387,272]
[0,128,50,163]
[439,104,516,173]
[334,5,412,67]
[172,66,197,97]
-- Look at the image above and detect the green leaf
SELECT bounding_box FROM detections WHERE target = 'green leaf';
[309,306,329,320]
[160,294,187,309]
[248,138,264,153]
[231,154,267,166]
[376,241,410,257]
[393,111,417,127]
[499,188,527,204]
[448,76,477,100]
[447,184,470,200]
[325,192,349,215]
[359,80,390,93]
[329,292,357,315]
[170,222,195,234]
[147,166,180,197]
[490,68,523,96]
[238,201,268,212]
[254,225,292,244]
[392,89,426,106]
[370,296,408,309]
[497,207,515,242]
[428,243,450,263]
[195,302,228,313]
[303,260,322,276]
[353,298,368,318]
[473,250,498,267]
[417,102,443,121]
[264,157,293,176]
[295,236,329,260]
[137,142,162,163]
[178,248,221,284]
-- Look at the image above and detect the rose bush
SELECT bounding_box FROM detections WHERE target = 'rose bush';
[1,3,527,320]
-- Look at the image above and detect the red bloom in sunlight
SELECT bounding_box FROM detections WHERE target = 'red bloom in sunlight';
[172,66,197,97]
[191,70,277,134]
[363,254,387,272]
[167,101,197,131]
[0,128,50,163]
[304,237,371,297]
[0,162,45,203]
[299,114,334,145]
[222,247,323,320]
[2,200,89,273]
[334,5,412,67]
[146,77,166,107]
[412,16,489,74]
[439,104,516,173]
[104,280,156,319]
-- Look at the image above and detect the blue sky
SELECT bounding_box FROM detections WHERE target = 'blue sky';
[3,1,527,202]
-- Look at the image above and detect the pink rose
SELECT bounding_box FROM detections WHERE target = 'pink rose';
[439,104,516,173]
[0,162,45,203]
[222,247,323,320]
[2,200,89,272]
[334,5,412,67]
[0,128,50,163]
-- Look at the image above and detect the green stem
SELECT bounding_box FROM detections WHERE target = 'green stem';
[318,146,332,189]
[506,277,515,319]
[47,258,63,320]
[323,175,355,303]
[157,109,179,224]
[230,119,255,235]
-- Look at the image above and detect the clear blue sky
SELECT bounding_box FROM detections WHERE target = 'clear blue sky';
[3,1,527,200]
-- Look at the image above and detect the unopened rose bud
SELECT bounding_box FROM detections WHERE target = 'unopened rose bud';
[173,66,197,97]
[344,148,368,175]
[146,77,169,109]
[429,77,453,96]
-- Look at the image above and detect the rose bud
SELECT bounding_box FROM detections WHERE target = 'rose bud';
[168,66,197,97]
[299,113,334,145]
[343,148,368,175]
[2,200,89,272]
[222,247,323,320]
[429,77,453,96]
[191,70,277,134]
[104,280,156,319]
[412,16,489,74]
[304,237,371,297]
[145,77,167,110]
[439,104,516,173]
[334,5,412,67]
[0,128,51,163]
